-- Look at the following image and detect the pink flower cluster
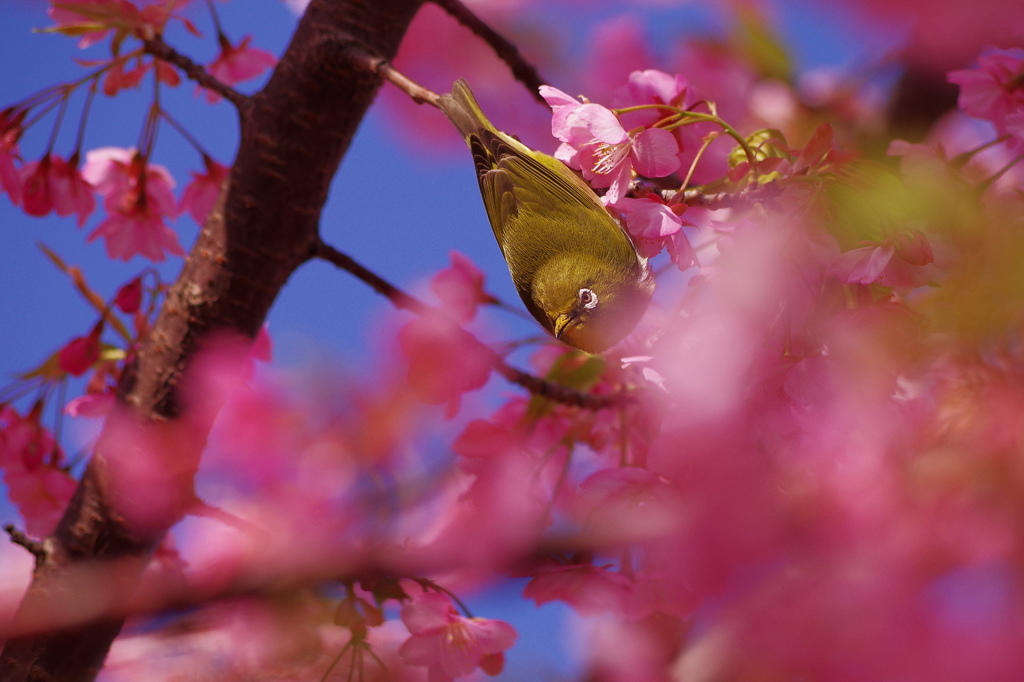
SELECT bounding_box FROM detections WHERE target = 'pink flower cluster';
[20,153,95,226]
[0,406,77,538]
[399,591,516,682]
[540,71,699,270]
[202,35,277,103]
[82,147,185,261]
[1,138,228,261]
[0,0,279,264]
[948,48,1024,148]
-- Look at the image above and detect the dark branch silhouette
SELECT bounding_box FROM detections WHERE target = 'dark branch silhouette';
[431,0,547,100]
[314,239,629,410]
[142,36,250,110]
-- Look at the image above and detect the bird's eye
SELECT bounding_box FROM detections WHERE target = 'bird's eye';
[578,288,598,310]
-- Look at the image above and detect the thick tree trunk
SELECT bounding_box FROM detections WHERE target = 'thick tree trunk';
[0,0,424,678]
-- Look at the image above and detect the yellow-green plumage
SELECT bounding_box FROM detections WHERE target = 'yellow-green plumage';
[437,79,655,354]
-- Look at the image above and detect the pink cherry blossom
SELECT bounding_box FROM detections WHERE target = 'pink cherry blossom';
[429,251,490,324]
[397,313,492,415]
[57,326,102,376]
[540,85,680,203]
[103,59,142,96]
[580,614,678,682]
[612,195,697,269]
[831,229,934,290]
[456,400,572,467]
[0,406,54,471]
[203,36,277,103]
[65,392,116,418]
[890,113,1024,193]
[20,157,59,217]
[524,561,633,615]
[101,56,181,97]
[87,207,185,262]
[20,153,96,226]
[82,146,174,209]
[179,158,229,224]
[115,276,143,314]
[47,0,179,49]
[398,591,517,682]
[48,0,123,49]
[569,467,685,545]
[892,228,934,266]
[625,69,688,108]
[0,406,76,537]
[419,416,554,568]
[948,49,1024,136]
[82,146,184,261]
[4,464,78,538]
[97,404,205,535]
[619,68,689,128]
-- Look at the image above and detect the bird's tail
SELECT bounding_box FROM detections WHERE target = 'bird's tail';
[437,79,494,141]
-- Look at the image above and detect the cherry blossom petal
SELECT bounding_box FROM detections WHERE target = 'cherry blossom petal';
[429,251,489,324]
[626,69,688,106]
[573,103,628,145]
[630,126,681,177]
[832,244,894,285]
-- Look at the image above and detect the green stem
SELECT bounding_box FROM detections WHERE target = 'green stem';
[613,103,757,174]
[159,108,213,162]
[669,111,756,169]
[71,80,97,159]
[420,580,475,619]
[951,134,1012,169]
[680,131,720,191]
[205,0,229,47]
[977,151,1024,196]
[318,639,354,682]
[613,103,681,116]
[42,92,70,156]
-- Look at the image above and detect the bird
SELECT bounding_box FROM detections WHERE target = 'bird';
[436,79,655,354]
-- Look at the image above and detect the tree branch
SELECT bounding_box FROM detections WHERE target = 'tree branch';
[3,524,48,566]
[314,239,627,410]
[345,48,442,106]
[315,239,430,315]
[141,35,249,111]
[430,0,547,101]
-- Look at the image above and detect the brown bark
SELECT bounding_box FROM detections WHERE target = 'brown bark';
[0,0,425,679]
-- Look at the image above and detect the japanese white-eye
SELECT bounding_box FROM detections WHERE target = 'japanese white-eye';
[437,79,655,354]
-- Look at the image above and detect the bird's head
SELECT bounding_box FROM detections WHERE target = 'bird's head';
[535,257,654,354]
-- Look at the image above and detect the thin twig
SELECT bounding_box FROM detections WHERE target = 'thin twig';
[430,0,547,102]
[141,36,250,111]
[492,362,628,409]
[356,52,441,106]
[657,183,783,209]
[4,524,48,566]
[315,240,430,314]
[313,239,624,409]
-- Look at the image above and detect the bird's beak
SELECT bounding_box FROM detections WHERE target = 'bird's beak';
[553,313,576,340]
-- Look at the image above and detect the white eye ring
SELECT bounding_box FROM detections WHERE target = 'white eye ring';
[579,288,598,309]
